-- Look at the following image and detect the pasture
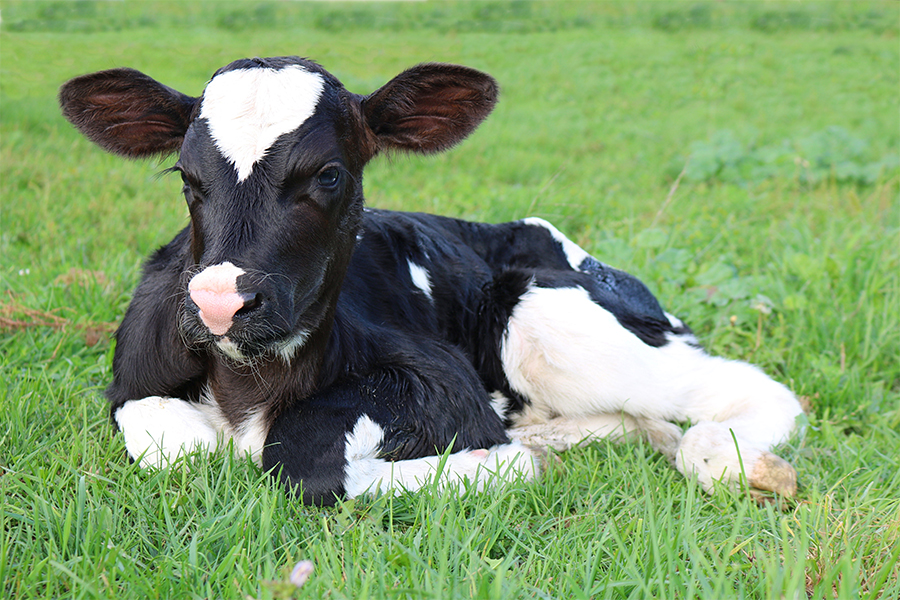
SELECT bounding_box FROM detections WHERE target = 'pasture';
[1,2,898,598]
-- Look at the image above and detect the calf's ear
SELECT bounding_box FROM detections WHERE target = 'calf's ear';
[362,63,498,156]
[59,68,198,158]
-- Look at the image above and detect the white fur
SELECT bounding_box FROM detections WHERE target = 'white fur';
[114,396,222,468]
[215,327,310,365]
[195,388,267,465]
[215,337,246,362]
[522,217,591,270]
[665,311,700,345]
[231,407,269,466]
[115,393,269,468]
[200,65,325,182]
[509,413,681,458]
[489,391,510,420]
[509,412,640,450]
[408,261,433,300]
[674,421,766,492]
[501,284,802,493]
[343,415,539,498]
[277,329,311,363]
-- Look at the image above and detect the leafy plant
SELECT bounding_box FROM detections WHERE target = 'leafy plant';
[675,127,899,187]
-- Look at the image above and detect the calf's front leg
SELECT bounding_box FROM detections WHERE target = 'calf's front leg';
[114,396,226,468]
[264,356,539,506]
[105,231,224,467]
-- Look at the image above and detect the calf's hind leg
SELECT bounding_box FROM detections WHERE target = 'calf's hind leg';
[501,283,802,496]
[508,413,683,462]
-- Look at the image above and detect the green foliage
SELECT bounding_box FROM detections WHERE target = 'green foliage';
[675,127,899,187]
[2,1,898,598]
[3,1,898,36]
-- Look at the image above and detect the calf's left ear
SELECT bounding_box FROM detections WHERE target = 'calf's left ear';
[362,63,498,156]
[59,68,199,158]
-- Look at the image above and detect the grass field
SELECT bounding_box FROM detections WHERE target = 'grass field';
[1,1,898,598]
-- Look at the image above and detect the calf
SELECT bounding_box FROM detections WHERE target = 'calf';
[60,56,802,505]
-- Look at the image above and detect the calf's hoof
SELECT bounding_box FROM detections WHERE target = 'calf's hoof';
[748,451,797,497]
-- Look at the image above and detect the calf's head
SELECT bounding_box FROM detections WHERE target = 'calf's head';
[60,57,497,359]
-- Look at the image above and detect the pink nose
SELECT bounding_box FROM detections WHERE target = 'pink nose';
[188,262,247,336]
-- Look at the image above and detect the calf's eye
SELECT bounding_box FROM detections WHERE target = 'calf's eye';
[317,167,341,189]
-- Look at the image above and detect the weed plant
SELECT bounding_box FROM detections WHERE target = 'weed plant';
[1,2,898,599]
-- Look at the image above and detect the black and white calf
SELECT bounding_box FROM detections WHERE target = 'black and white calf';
[60,56,802,505]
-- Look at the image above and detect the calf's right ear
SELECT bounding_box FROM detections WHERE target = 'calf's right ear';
[59,68,198,158]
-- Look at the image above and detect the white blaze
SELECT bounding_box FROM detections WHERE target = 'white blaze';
[199,65,325,182]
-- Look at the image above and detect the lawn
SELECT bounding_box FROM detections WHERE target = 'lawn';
[1,1,898,598]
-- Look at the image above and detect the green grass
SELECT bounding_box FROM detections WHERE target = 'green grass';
[1,1,898,598]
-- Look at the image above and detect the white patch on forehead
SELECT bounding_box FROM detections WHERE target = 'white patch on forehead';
[200,65,325,182]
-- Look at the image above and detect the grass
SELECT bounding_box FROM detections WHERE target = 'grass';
[1,1,898,598]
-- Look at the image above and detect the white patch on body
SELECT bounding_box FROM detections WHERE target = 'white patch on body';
[665,311,700,345]
[342,415,538,498]
[189,262,246,336]
[522,217,591,270]
[196,387,267,465]
[502,285,682,420]
[665,312,686,329]
[200,65,325,182]
[408,261,433,300]
[489,391,509,420]
[500,283,802,493]
[231,407,269,466]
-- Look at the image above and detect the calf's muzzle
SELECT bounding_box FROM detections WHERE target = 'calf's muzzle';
[188,262,262,336]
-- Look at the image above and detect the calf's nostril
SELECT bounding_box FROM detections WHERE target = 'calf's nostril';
[236,292,264,316]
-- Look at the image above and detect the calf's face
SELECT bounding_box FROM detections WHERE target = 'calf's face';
[177,59,364,359]
[60,56,498,359]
